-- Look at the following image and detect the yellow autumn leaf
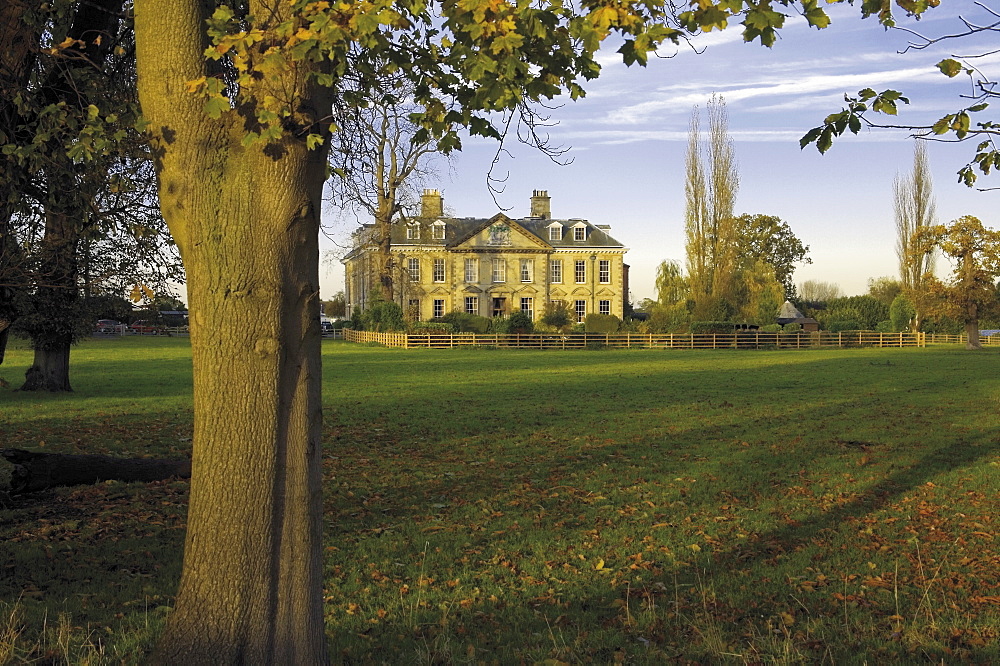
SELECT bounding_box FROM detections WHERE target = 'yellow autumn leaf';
[688,543,701,552]
[594,558,605,570]
[779,611,795,626]
[186,77,207,93]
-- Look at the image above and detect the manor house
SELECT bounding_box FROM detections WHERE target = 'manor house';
[343,190,629,323]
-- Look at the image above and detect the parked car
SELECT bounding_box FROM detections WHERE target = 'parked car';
[321,320,335,335]
[94,319,122,334]
[129,320,164,335]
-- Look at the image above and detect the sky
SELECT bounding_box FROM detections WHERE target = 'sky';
[319,2,999,303]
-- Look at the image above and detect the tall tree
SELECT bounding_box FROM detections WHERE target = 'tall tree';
[734,214,810,299]
[894,141,936,329]
[0,0,179,389]
[739,259,785,325]
[683,106,710,303]
[654,259,687,306]
[798,280,842,304]
[327,79,445,303]
[912,215,1000,350]
[707,94,740,308]
[683,94,739,319]
[867,276,903,307]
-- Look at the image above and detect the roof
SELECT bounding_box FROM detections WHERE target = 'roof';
[777,300,805,320]
[359,215,625,249]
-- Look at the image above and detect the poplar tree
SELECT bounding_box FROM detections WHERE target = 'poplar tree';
[683,94,739,319]
[895,142,937,330]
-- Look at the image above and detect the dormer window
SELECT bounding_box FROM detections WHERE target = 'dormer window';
[573,225,586,242]
[432,221,446,240]
[548,224,563,241]
[406,223,420,240]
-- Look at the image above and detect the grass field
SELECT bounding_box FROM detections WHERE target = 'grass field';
[1,336,999,663]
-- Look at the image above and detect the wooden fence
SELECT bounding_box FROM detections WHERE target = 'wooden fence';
[923,333,1000,346]
[345,329,928,350]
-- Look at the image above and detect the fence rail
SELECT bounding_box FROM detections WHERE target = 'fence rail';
[345,329,928,350]
[924,333,1000,346]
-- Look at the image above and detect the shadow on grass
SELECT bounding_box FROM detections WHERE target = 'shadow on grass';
[318,348,999,661]
[2,345,997,661]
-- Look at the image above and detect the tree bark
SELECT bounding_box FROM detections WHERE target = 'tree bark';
[20,204,80,392]
[135,1,329,662]
[1,448,191,494]
[965,318,982,350]
[21,343,72,391]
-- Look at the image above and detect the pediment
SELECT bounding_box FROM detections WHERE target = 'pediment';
[513,285,539,295]
[549,288,566,298]
[453,214,551,251]
[462,285,483,294]
[429,286,450,295]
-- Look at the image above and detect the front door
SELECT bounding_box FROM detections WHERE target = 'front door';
[492,297,506,318]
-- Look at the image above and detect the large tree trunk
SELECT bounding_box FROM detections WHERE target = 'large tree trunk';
[965,318,982,350]
[20,205,80,392]
[21,343,72,391]
[1,448,191,494]
[376,212,395,302]
[135,2,329,662]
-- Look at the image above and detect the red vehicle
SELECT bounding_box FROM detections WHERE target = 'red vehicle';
[129,320,164,335]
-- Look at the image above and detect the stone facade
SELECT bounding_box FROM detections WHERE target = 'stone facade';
[344,190,629,323]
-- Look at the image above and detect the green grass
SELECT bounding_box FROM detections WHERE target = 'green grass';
[2,336,1000,663]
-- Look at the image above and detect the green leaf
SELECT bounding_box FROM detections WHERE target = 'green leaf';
[203,95,230,119]
[932,116,952,135]
[799,127,822,149]
[305,133,324,150]
[936,58,963,78]
[241,131,260,148]
[817,127,833,154]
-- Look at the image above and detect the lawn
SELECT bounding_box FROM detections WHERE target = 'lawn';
[1,336,999,663]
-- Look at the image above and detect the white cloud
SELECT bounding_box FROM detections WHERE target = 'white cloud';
[603,65,942,124]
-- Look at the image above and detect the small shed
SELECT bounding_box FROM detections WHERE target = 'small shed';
[776,301,819,332]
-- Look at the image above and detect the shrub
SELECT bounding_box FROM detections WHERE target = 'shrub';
[827,320,862,333]
[782,322,802,332]
[824,295,888,330]
[875,320,894,333]
[361,300,406,332]
[487,312,535,334]
[759,324,782,333]
[645,303,690,333]
[889,294,915,332]
[409,321,454,334]
[439,311,490,333]
[690,321,735,334]
[540,302,573,332]
[584,313,620,333]
[506,311,535,334]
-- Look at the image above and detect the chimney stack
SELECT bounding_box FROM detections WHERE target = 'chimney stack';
[421,189,443,217]
[530,189,551,220]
